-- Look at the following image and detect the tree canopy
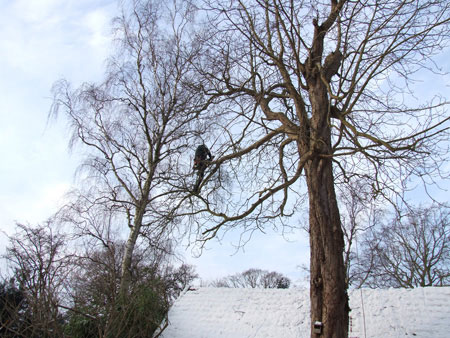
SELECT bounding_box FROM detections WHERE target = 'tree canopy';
[182,1,450,336]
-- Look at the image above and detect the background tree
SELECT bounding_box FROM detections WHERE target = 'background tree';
[66,242,198,338]
[0,278,30,337]
[1,216,198,338]
[51,0,211,299]
[57,193,197,337]
[2,221,73,337]
[337,178,380,288]
[353,204,450,288]
[186,1,450,336]
[210,268,291,289]
[164,263,199,300]
[66,242,167,338]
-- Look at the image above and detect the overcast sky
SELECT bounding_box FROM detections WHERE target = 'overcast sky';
[0,0,312,284]
[0,0,448,285]
[0,0,118,266]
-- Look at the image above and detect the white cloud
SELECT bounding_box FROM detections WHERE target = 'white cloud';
[83,8,114,50]
[0,0,116,83]
[0,1,118,260]
[12,0,61,23]
[31,182,72,220]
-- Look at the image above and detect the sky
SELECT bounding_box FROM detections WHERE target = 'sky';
[0,1,448,285]
[0,0,310,284]
[0,0,118,263]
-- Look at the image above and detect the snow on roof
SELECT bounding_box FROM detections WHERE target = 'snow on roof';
[155,286,450,338]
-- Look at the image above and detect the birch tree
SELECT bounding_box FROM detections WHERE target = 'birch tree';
[52,0,210,298]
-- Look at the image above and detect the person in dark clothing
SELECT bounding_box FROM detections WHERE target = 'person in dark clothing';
[193,144,213,192]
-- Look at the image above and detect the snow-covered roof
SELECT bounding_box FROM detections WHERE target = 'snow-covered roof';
[155,286,450,338]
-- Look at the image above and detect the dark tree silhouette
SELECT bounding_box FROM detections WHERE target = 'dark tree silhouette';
[211,268,291,289]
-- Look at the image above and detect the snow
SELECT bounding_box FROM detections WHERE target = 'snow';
[155,286,450,338]
[349,287,450,338]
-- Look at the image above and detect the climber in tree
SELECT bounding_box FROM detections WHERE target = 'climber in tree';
[193,144,213,193]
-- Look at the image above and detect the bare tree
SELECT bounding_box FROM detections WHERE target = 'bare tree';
[51,0,211,299]
[67,239,173,338]
[336,178,381,287]
[210,268,291,289]
[354,204,450,288]
[186,1,450,336]
[2,222,73,337]
[51,181,196,337]
[163,264,199,300]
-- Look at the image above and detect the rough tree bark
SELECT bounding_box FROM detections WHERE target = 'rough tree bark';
[306,159,348,337]
[303,11,349,334]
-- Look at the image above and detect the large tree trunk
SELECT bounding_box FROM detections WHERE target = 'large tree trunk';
[306,157,348,337]
[303,67,349,336]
